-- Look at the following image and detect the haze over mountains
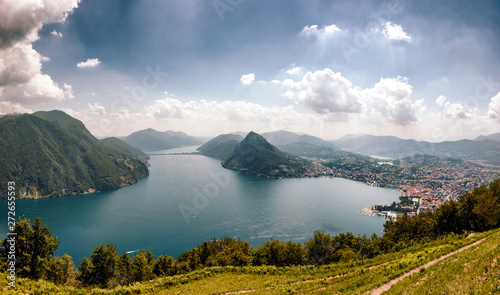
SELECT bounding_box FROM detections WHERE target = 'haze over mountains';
[474,132,500,142]
[122,128,204,151]
[332,134,500,166]
[119,126,500,167]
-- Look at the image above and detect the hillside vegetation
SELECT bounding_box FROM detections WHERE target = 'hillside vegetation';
[0,111,149,198]
[1,229,497,294]
[196,133,243,160]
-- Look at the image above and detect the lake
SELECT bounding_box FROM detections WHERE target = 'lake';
[1,146,399,263]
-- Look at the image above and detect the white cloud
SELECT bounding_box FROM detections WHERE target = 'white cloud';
[442,101,468,119]
[0,43,41,86]
[51,30,63,38]
[282,69,418,126]
[0,102,32,115]
[271,80,281,84]
[63,83,74,99]
[284,66,303,76]
[0,0,79,48]
[144,97,320,126]
[0,0,79,105]
[240,73,255,85]
[300,24,341,39]
[488,92,500,120]
[383,22,412,42]
[435,95,447,106]
[361,77,417,125]
[282,68,361,114]
[1,73,65,105]
[77,58,101,68]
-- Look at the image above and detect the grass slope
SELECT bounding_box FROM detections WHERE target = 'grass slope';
[3,229,497,294]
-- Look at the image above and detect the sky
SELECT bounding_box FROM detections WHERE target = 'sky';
[1,0,500,141]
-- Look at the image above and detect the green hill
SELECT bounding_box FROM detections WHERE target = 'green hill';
[0,111,149,198]
[101,137,149,161]
[196,133,243,160]
[223,131,311,177]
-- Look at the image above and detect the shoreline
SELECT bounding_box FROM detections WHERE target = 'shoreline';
[358,207,385,217]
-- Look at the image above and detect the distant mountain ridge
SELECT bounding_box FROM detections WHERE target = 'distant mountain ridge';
[0,111,149,198]
[474,132,500,142]
[333,134,500,166]
[262,130,340,150]
[123,128,204,151]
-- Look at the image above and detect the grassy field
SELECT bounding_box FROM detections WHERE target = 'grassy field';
[1,229,498,294]
[386,230,500,294]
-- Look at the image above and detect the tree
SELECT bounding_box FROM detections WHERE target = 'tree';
[46,254,76,285]
[458,191,480,231]
[153,255,176,277]
[435,200,461,235]
[30,217,60,279]
[0,217,59,279]
[131,250,154,282]
[473,192,500,230]
[112,253,133,286]
[78,242,118,287]
[283,241,306,266]
[305,230,334,265]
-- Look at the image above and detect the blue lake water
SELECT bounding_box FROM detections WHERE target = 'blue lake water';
[0,146,399,263]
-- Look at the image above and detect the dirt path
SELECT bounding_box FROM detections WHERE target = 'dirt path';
[368,236,487,295]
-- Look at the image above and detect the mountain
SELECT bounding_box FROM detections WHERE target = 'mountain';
[0,111,149,198]
[101,137,149,161]
[196,133,243,160]
[262,130,340,150]
[223,132,312,177]
[333,135,500,166]
[335,133,369,141]
[333,135,405,151]
[123,128,204,151]
[474,132,500,142]
[296,134,340,149]
[278,142,351,160]
[261,130,301,145]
